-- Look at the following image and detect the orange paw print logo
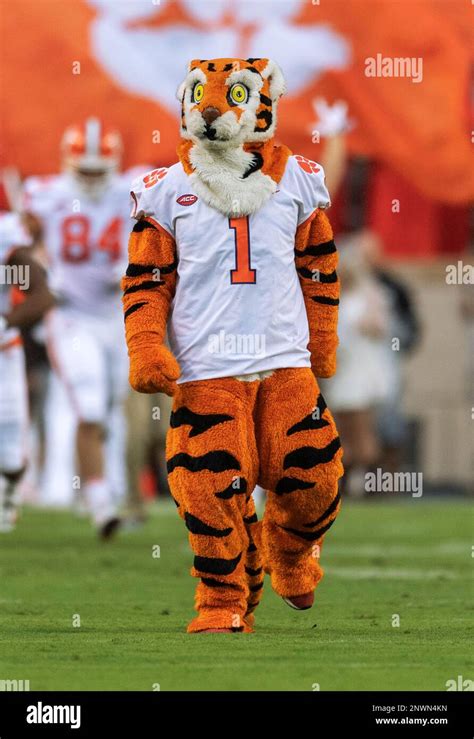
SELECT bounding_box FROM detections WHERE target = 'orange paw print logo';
[295,155,320,175]
[143,168,168,189]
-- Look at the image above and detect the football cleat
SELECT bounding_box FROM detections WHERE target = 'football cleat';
[99,516,121,541]
[282,592,315,610]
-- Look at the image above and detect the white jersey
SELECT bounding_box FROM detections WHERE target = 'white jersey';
[0,211,31,349]
[130,155,330,383]
[24,173,132,318]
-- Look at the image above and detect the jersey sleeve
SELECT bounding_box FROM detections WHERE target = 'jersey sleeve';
[130,167,175,238]
[0,213,32,263]
[289,155,331,226]
[22,176,56,222]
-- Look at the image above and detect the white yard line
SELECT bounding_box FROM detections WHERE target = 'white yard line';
[328,542,470,556]
[325,566,463,580]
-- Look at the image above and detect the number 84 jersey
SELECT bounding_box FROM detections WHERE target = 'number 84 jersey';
[23,173,131,318]
[131,155,331,383]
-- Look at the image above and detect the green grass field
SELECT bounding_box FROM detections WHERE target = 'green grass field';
[0,499,472,691]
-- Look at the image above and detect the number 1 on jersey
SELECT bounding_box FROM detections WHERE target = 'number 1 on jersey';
[229,216,256,284]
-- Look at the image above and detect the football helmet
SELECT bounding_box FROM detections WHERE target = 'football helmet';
[61,118,122,198]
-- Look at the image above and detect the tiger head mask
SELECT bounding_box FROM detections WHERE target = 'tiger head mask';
[176,58,290,217]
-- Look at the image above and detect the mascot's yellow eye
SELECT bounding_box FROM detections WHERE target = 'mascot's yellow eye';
[192,83,204,103]
[229,83,249,105]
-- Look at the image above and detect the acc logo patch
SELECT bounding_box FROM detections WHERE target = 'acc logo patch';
[176,194,198,206]
[295,155,320,175]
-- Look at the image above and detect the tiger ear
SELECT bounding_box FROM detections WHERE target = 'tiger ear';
[246,58,267,72]
[188,59,205,71]
[260,59,286,101]
[176,59,202,101]
[247,58,286,100]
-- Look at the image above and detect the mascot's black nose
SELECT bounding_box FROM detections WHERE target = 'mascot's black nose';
[202,107,221,125]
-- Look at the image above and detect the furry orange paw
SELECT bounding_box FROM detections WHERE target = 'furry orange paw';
[130,344,180,396]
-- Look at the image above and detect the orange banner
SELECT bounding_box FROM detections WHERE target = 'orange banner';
[1,0,472,204]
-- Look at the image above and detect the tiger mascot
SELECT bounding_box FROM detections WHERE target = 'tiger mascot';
[122,58,343,633]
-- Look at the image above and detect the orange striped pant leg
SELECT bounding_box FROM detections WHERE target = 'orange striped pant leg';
[256,367,343,599]
[166,377,259,633]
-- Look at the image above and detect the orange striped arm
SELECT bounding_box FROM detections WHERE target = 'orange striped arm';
[295,210,339,378]
[121,220,180,396]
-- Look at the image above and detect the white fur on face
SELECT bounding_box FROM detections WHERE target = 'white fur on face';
[188,143,277,217]
[178,65,268,146]
[175,60,287,216]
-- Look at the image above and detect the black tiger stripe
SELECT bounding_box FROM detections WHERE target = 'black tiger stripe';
[158,255,179,275]
[296,267,338,283]
[215,478,248,499]
[194,551,242,576]
[245,566,263,577]
[304,492,341,528]
[246,58,261,64]
[207,62,216,71]
[167,451,241,475]
[124,302,147,321]
[223,62,234,71]
[249,582,264,593]
[132,220,156,233]
[243,512,258,525]
[242,152,263,179]
[246,66,260,75]
[170,406,233,437]
[201,578,241,591]
[125,257,177,278]
[123,280,164,296]
[126,263,154,277]
[247,542,257,553]
[283,437,341,470]
[184,512,233,538]
[259,93,272,106]
[295,240,336,258]
[281,516,337,542]
[255,109,272,131]
[287,394,329,435]
[311,296,339,306]
[275,477,315,495]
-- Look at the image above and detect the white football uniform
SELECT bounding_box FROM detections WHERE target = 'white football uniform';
[24,173,131,423]
[0,212,30,472]
[130,155,330,384]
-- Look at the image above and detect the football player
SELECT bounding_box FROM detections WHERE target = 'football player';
[23,119,132,538]
[0,211,54,531]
